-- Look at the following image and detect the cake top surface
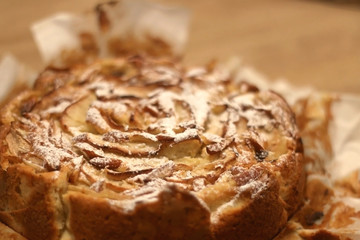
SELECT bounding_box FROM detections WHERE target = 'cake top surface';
[0,55,301,217]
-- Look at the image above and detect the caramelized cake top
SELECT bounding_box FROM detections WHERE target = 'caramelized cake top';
[0,56,303,224]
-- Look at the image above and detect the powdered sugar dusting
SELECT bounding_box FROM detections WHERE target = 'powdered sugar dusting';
[41,100,73,117]
[202,133,224,143]
[90,180,105,192]
[92,100,128,116]
[108,185,165,214]
[237,177,268,198]
[211,176,269,224]
[86,107,111,132]
[182,83,210,128]
[5,56,300,226]
[71,155,84,169]
[26,119,75,170]
[173,128,198,143]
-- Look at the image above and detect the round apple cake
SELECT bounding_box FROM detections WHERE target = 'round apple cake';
[0,56,304,240]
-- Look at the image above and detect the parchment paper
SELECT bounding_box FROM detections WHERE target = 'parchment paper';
[0,54,36,104]
[31,0,189,68]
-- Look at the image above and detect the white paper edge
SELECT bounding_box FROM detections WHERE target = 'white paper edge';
[0,54,18,102]
[328,94,360,180]
[31,0,190,67]
[0,54,37,102]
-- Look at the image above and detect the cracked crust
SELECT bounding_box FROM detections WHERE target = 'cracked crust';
[0,55,304,240]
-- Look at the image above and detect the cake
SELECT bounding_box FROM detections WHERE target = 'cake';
[0,55,304,240]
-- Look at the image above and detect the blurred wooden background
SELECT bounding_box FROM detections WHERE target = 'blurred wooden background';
[1,0,359,93]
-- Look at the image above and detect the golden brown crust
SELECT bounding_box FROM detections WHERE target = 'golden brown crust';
[211,170,288,240]
[0,164,67,240]
[64,185,212,240]
[0,55,304,240]
[0,222,26,240]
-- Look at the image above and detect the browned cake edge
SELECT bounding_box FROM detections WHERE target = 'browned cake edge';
[0,58,305,240]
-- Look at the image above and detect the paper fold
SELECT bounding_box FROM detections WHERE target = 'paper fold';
[31,0,189,68]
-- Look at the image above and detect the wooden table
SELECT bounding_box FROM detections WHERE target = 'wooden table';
[1,0,360,93]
